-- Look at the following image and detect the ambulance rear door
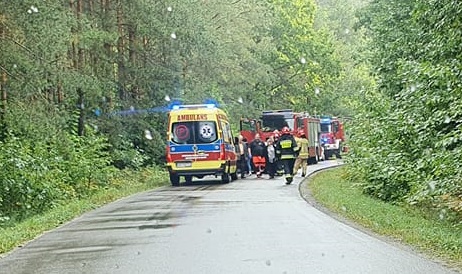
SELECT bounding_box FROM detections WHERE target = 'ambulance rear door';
[169,120,221,168]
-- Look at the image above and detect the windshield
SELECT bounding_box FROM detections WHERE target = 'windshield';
[261,116,294,131]
[171,121,218,144]
[240,119,257,132]
[320,123,332,133]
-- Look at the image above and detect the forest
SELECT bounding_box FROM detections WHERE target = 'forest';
[0,0,460,225]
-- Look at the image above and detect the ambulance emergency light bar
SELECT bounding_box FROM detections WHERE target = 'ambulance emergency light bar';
[168,99,220,110]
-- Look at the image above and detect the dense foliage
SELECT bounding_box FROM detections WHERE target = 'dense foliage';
[348,0,462,221]
[5,0,458,227]
[0,1,347,222]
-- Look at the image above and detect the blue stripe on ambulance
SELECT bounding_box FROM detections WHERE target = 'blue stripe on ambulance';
[168,140,222,153]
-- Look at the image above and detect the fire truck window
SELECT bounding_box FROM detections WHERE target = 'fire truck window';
[261,117,294,131]
[286,119,295,130]
[240,119,256,132]
[321,124,332,133]
[333,122,339,133]
[296,118,303,129]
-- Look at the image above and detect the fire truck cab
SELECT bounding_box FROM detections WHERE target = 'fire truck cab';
[240,109,297,143]
[320,117,345,159]
[240,109,322,164]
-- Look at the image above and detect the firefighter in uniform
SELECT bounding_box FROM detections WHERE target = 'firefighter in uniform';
[273,130,284,176]
[293,129,309,177]
[275,126,299,184]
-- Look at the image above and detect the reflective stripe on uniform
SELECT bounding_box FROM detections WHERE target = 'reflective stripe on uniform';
[280,140,292,149]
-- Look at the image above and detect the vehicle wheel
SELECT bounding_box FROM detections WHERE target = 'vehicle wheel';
[221,172,230,184]
[312,156,318,164]
[170,172,180,186]
[231,172,238,181]
[184,175,193,185]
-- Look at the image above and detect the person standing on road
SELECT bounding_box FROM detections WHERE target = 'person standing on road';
[249,133,267,178]
[273,131,284,176]
[235,135,249,179]
[293,129,309,177]
[242,137,252,175]
[266,136,277,179]
[275,127,298,184]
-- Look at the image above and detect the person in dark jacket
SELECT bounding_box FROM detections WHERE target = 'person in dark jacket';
[242,137,253,175]
[273,131,284,176]
[249,133,267,178]
[275,127,299,184]
[235,135,249,179]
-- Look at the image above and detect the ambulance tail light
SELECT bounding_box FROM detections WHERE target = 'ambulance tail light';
[220,143,226,160]
[166,146,172,162]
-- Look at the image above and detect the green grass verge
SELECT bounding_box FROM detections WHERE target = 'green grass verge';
[306,166,462,272]
[0,167,169,256]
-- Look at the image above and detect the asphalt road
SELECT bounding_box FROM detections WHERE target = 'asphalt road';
[0,160,458,274]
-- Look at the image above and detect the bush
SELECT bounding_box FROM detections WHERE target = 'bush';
[0,126,114,222]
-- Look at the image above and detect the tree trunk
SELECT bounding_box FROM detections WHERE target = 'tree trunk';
[89,0,94,15]
[57,81,63,103]
[0,72,7,140]
[128,24,136,64]
[0,19,7,140]
[101,0,113,78]
[116,0,126,100]
[77,0,84,70]
[77,88,85,136]
[69,0,78,69]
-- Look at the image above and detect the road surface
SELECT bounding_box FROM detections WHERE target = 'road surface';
[0,160,458,274]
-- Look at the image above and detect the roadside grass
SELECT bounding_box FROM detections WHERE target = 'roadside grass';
[0,167,169,256]
[305,166,462,272]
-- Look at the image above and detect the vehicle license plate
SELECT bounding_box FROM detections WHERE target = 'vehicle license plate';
[176,162,192,168]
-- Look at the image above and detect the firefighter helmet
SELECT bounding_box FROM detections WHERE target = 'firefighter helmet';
[273,129,280,139]
[281,126,291,135]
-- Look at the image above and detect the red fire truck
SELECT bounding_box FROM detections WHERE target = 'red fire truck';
[320,116,346,159]
[240,109,323,164]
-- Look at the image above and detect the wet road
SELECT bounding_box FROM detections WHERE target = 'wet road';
[0,160,458,274]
